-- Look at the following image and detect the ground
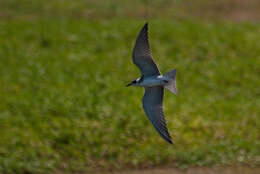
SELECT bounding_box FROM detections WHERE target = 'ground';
[109,166,260,174]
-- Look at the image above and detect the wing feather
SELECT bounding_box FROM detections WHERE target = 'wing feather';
[142,86,173,144]
[132,23,160,77]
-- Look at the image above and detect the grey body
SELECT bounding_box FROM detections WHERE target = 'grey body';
[127,23,177,144]
[133,75,168,87]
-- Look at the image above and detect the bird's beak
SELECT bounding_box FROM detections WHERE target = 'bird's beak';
[126,82,132,87]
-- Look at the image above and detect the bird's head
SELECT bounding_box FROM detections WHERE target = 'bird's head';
[126,78,140,87]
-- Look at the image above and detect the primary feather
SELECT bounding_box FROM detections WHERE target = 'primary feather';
[132,23,160,77]
[143,86,173,144]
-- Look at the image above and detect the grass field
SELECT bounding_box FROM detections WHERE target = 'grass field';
[0,0,260,174]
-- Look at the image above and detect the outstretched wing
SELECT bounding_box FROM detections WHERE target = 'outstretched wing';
[132,23,160,77]
[142,86,173,144]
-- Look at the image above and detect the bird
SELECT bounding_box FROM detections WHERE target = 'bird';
[126,23,177,144]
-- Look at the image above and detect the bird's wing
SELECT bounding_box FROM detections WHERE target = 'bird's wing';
[142,86,173,144]
[132,23,160,78]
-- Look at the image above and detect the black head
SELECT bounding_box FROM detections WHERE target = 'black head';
[126,79,138,87]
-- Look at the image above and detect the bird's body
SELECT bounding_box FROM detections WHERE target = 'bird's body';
[131,75,168,87]
[127,23,177,144]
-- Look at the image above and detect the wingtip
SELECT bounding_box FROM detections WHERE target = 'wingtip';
[159,130,174,144]
[168,139,174,145]
[143,22,148,30]
[165,136,174,144]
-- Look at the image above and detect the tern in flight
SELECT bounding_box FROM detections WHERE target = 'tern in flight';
[126,23,177,144]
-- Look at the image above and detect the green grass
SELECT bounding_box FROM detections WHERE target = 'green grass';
[1,0,260,173]
[2,0,260,22]
[0,19,260,173]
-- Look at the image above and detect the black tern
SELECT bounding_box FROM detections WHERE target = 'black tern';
[127,23,177,144]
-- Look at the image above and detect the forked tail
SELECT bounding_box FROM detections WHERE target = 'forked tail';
[164,69,177,95]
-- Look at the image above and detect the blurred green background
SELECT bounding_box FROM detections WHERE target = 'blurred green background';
[0,0,260,173]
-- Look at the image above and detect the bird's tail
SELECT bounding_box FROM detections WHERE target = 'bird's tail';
[164,69,177,95]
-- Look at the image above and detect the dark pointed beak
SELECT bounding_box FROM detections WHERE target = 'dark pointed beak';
[126,82,132,87]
